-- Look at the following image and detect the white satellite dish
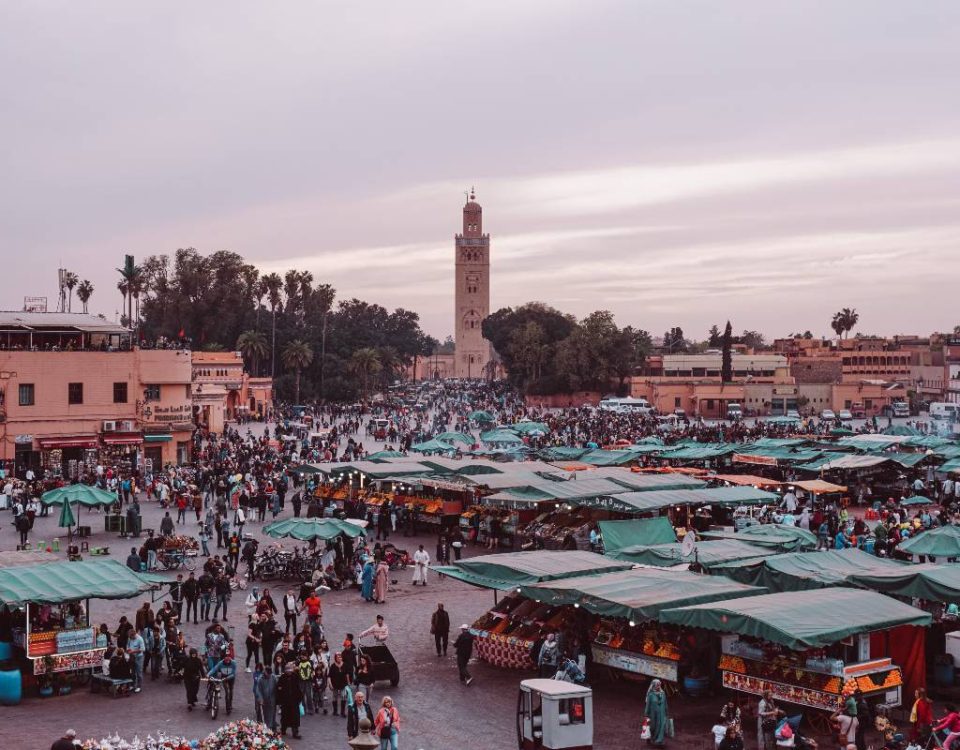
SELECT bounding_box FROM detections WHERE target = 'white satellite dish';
[680,533,697,558]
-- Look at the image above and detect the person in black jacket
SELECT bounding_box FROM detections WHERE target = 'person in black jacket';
[182,647,206,710]
[454,624,474,685]
[431,603,450,656]
[182,572,199,624]
[347,690,375,739]
[276,662,303,739]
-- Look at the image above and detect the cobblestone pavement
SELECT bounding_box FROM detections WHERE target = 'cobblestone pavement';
[4,424,727,749]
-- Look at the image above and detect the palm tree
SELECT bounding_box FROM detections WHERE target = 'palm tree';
[262,273,283,377]
[62,271,79,312]
[117,259,145,335]
[349,347,382,397]
[117,280,129,326]
[283,270,300,318]
[76,280,94,313]
[313,283,335,398]
[237,330,269,377]
[831,308,860,339]
[377,345,400,386]
[281,340,313,404]
[253,278,267,328]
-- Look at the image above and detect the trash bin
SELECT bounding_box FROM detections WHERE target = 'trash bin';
[0,668,22,705]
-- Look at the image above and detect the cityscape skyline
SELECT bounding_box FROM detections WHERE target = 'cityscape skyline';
[2,2,958,340]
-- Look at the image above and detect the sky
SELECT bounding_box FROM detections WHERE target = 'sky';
[1,1,958,341]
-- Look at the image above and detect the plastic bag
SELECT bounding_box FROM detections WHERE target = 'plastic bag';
[641,720,651,740]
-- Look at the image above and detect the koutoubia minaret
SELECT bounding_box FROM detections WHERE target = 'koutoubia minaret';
[454,188,492,379]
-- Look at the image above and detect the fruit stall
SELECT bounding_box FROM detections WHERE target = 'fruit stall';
[660,588,932,711]
[0,558,164,694]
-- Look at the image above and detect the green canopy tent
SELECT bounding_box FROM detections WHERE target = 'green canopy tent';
[432,550,632,591]
[41,484,118,508]
[435,432,474,446]
[900,495,935,507]
[583,486,780,515]
[882,425,923,436]
[660,588,931,650]
[468,410,495,423]
[287,463,326,475]
[509,422,550,436]
[480,429,525,445]
[537,447,590,461]
[0,558,165,608]
[849,564,960,604]
[577,449,648,467]
[710,548,906,591]
[410,439,457,454]
[364,451,408,461]
[898,526,960,558]
[263,518,366,542]
[598,517,677,554]
[608,539,770,569]
[700,524,818,553]
[518,568,765,624]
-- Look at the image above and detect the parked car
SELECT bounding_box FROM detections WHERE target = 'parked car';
[820,409,837,420]
[726,403,743,420]
[838,410,853,421]
[786,409,801,419]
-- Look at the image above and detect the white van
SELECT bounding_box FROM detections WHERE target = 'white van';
[598,397,654,415]
[930,402,960,421]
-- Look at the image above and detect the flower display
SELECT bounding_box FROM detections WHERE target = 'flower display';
[77,720,287,750]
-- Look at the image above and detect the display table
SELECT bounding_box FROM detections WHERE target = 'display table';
[472,629,535,670]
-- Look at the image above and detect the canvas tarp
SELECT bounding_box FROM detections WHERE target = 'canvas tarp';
[584,486,780,514]
[607,539,769,569]
[41,484,118,508]
[898,525,960,558]
[263,518,366,541]
[598,517,677,553]
[660,588,931,650]
[518,568,765,623]
[432,550,632,590]
[798,454,894,472]
[711,548,906,591]
[577,449,647,467]
[483,477,632,506]
[850,564,960,604]
[701,524,818,553]
[791,480,847,494]
[537,447,591,461]
[659,444,739,461]
[0,559,165,607]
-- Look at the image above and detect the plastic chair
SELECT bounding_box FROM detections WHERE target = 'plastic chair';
[52,539,60,552]
[34,541,45,553]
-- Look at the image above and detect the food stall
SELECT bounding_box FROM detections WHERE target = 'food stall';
[1,559,163,692]
[433,550,633,669]
[660,588,931,711]
[519,567,763,685]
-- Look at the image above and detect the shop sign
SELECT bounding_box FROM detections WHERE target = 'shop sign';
[732,453,778,466]
[143,403,191,424]
[593,644,679,681]
[14,434,34,445]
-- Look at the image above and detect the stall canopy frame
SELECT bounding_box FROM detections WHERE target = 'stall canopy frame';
[660,588,931,650]
[432,550,632,591]
[0,559,165,607]
[608,538,771,569]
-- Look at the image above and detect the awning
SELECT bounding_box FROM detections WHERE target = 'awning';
[587,486,780,514]
[519,568,765,624]
[37,435,98,449]
[700,524,818,553]
[432,550,632,591]
[143,434,172,443]
[608,539,770,569]
[0,559,165,607]
[263,518,366,541]
[898,526,960,558]
[660,588,931,650]
[790,479,847,494]
[711,548,907,591]
[102,434,143,446]
[712,474,783,489]
[598,517,677,553]
[850,564,960,604]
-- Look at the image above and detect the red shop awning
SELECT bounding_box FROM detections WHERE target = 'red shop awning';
[102,434,144,446]
[38,436,99,449]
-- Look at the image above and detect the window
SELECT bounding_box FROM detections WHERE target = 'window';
[113,382,128,404]
[68,382,83,405]
[674,397,681,408]
[18,384,35,406]
[185,385,191,399]
[144,384,160,401]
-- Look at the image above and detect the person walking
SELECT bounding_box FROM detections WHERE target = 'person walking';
[182,572,199,624]
[643,678,669,747]
[328,652,351,716]
[297,650,316,715]
[757,690,778,750]
[199,570,215,621]
[347,690,375,740]
[276,662,303,740]
[374,559,389,604]
[374,696,400,750]
[431,603,450,657]
[411,544,430,586]
[360,559,375,602]
[453,624,474,685]
[182,647,205,711]
[213,572,230,621]
[127,629,146,693]
[283,589,298,634]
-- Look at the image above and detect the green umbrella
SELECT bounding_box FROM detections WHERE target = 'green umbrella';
[901,495,934,507]
[58,500,76,530]
[509,422,550,436]
[263,518,366,542]
[410,439,456,454]
[435,432,474,446]
[468,410,495,423]
[41,484,117,508]
[366,450,407,461]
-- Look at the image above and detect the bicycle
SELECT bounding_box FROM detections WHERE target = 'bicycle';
[157,549,197,571]
[203,676,225,720]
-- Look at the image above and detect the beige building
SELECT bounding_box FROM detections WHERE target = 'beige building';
[454,190,492,379]
[192,351,273,433]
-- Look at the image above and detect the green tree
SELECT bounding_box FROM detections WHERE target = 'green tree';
[721,321,733,382]
[707,324,722,347]
[831,308,859,339]
[62,271,79,312]
[349,347,382,397]
[281,340,313,404]
[482,302,575,388]
[76,279,94,313]
[662,327,688,353]
[740,330,766,350]
[262,272,283,377]
[237,330,269,377]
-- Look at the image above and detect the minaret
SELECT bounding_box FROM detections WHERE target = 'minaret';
[454,188,492,379]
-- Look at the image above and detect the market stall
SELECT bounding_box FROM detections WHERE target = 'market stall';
[607,538,770,570]
[660,588,931,710]
[518,567,764,683]
[699,523,819,553]
[0,559,163,691]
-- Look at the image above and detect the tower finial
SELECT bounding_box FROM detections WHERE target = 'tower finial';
[470,185,475,201]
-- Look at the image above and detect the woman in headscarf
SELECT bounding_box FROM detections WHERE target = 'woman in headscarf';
[360,559,375,602]
[644,678,669,747]
[374,559,389,604]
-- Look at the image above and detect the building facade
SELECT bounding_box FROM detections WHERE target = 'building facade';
[454,190,492,379]
[192,350,273,433]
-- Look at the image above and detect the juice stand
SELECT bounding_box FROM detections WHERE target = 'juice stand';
[517,679,592,750]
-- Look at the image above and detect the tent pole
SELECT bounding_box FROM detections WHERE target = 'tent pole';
[494,590,498,606]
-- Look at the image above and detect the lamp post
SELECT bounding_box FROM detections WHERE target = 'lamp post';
[348,718,380,750]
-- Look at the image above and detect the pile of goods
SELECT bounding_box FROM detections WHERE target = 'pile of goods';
[77,720,287,750]
[593,620,681,661]
[162,535,199,551]
[519,508,594,550]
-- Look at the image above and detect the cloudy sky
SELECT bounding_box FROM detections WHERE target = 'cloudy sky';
[2,2,958,340]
